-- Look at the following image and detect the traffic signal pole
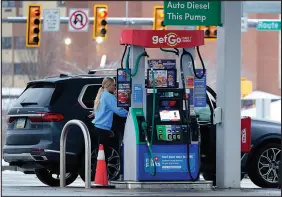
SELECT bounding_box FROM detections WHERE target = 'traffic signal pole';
[2,16,280,29]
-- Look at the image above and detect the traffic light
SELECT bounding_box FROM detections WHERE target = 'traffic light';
[26,4,42,47]
[241,78,253,98]
[153,6,167,30]
[197,26,217,40]
[93,4,108,40]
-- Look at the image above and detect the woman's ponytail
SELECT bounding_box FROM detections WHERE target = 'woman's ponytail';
[93,77,115,111]
[94,87,104,111]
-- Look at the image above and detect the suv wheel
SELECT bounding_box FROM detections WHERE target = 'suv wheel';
[248,142,280,188]
[35,168,78,187]
[79,146,121,182]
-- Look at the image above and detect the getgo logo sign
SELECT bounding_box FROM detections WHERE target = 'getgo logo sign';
[152,33,182,46]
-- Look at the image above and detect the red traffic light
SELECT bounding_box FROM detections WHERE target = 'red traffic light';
[98,9,107,18]
[34,9,40,16]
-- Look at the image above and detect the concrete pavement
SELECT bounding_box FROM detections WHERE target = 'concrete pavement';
[2,171,281,196]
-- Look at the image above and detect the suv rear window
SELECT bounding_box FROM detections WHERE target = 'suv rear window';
[13,83,55,107]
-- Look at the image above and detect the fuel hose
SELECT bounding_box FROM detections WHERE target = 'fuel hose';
[125,48,156,176]
[120,45,128,69]
[141,70,157,176]
[180,47,203,182]
[183,46,206,79]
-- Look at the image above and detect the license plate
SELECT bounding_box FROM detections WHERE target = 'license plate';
[16,118,26,129]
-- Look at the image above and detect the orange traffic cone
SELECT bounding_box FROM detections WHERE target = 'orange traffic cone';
[92,144,115,189]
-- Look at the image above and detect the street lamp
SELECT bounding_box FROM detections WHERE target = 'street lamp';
[100,55,107,68]
[96,36,104,44]
[64,37,72,45]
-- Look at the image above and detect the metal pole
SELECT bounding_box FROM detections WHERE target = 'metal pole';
[243,1,281,14]
[1,16,280,29]
[60,120,91,189]
[125,1,128,18]
[216,1,242,188]
[2,17,153,25]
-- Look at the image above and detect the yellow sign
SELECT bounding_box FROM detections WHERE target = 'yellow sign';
[241,78,253,98]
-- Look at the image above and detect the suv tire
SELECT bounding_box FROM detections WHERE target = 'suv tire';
[248,142,280,188]
[79,146,121,182]
[35,168,78,187]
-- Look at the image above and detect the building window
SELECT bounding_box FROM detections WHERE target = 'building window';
[14,36,26,49]
[14,63,25,75]
[2,1,16,7]
[2,63,12,75]
[18,1,23,8]
[2,37,12,49]
[57,1,65,7]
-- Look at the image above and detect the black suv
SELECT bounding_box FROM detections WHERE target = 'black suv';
[3,73,126,186]
[3,71,281,188]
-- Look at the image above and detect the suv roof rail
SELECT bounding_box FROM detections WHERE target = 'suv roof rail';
[43,74,70,79]
[70,74,116,79]
[44,75,61,79]
[41,70,117,80]
[60,73,69,77]
[88,68,117,74]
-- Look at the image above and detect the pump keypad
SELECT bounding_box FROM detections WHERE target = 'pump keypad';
[156,125,186,141]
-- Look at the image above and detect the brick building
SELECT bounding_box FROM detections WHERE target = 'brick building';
[2,1,281,96]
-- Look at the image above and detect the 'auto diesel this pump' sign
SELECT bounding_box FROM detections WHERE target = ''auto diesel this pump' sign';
[164,1,222,26]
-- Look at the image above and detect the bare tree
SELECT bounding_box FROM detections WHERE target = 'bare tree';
[17,32,65,80]
[56,60,88,75]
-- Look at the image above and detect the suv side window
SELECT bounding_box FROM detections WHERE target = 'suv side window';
[195,105,211,122]
[79,84,101,109]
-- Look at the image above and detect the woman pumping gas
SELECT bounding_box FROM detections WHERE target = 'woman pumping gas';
[88,77,128,167]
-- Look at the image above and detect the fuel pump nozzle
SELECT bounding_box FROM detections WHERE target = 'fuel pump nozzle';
[141,120,156,176]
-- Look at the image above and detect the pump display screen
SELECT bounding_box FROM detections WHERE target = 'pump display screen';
[159,110,181,122]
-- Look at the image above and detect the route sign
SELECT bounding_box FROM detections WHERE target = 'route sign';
[43,9,60,32]
[163,1,221,26]
[257,21,281,31]
[68,8,89,32]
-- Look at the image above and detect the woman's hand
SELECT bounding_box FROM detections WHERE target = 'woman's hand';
[88,113,94,118]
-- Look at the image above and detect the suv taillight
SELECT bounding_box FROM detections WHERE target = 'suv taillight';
[28,112,64,122]
[6,117,16,123]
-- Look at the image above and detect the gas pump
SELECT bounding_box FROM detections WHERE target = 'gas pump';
[118,30,205,182]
